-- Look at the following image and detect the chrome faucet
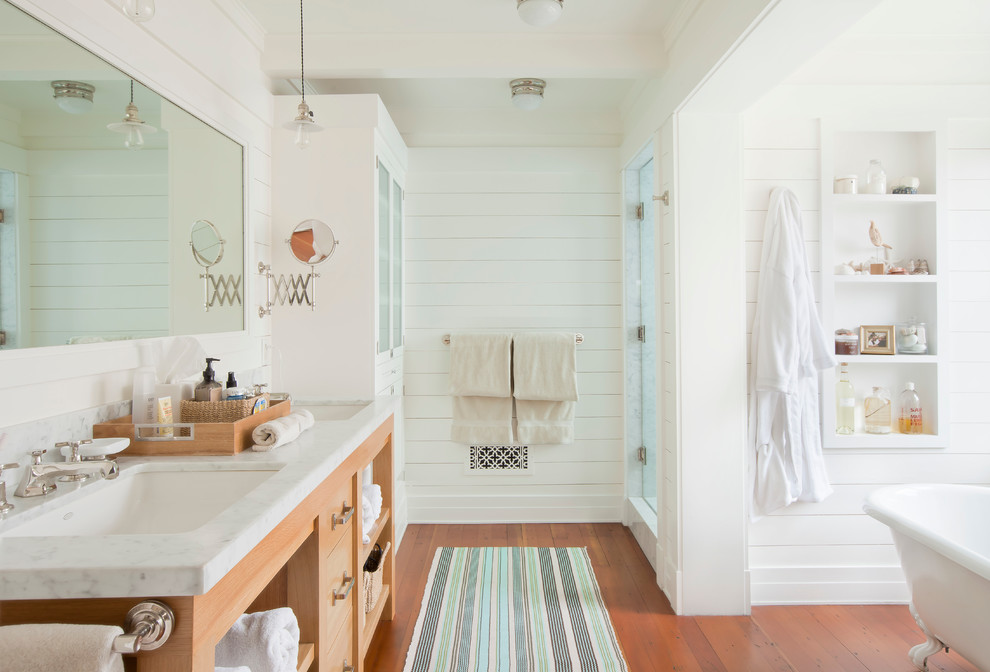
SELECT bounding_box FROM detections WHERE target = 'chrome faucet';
[15,444,119,498]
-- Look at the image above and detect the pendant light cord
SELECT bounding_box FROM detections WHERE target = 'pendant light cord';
[298,0,306,104]
[129,79,134,104]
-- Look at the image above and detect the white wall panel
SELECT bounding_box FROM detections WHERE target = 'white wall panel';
[743,112,990,605]
[403,146,623,523]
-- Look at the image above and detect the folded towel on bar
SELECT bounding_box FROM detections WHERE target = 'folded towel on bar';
[448,333,512,397]
[448,333,514,444]
[512,332,578,401]
[251,409,315,451]
[215,607,299,672]
[0,623,125,672]
[513,332,578,445]
[450,396,514,444]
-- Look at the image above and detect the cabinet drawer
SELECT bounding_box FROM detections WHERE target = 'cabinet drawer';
[326,530,354,642]
[323,477,354,552]
[375,356,402,393]
[325,608,354,672]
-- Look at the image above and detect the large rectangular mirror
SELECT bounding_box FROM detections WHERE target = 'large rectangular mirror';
[0,0,245,350]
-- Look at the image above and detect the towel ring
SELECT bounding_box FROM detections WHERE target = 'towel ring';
[111,600,175,654]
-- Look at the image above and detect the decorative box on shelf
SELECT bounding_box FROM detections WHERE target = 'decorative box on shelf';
[93,398,291,456]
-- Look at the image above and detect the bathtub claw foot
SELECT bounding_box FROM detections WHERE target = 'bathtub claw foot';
[908,603,947,672]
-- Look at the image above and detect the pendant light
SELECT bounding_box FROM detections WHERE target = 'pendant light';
[107,80,157,150]
[283,0,323,148]
[121,0,156,22]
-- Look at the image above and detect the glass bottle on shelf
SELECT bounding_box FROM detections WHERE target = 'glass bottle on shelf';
[898,382,923,434]
[864,386,892,434]
[866,159,887,195]
[836,363,855,435]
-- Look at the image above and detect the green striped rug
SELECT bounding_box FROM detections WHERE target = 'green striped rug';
[403,547,627,672]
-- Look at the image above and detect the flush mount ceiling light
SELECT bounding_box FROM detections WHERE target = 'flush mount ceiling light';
[121,0,155,22]
[510,78,546,111]
[107,80,157,150]
[517,0,563,27]
[283,0,323,148]
[51,81,95,114]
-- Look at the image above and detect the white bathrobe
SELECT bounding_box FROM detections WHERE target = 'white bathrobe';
[749,187,836,520]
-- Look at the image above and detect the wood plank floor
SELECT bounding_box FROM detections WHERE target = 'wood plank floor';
[364,523,980,672]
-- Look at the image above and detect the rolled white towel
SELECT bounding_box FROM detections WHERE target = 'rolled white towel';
[363,483,383,519]
[251,410,315,451]
[215,607,299,672]
[362,494,375,536]
[0,623,125,672]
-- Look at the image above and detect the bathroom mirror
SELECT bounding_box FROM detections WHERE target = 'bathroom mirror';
[190,220,225,268]
[289,219,338,266]
[0,0,245,349]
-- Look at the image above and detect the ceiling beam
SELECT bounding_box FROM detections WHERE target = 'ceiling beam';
[262,33,667,80]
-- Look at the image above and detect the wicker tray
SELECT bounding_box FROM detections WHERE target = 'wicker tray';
[93,399,291,456]
[180,394,268,423]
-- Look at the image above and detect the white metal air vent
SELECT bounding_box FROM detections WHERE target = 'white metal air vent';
[469,445,529,472]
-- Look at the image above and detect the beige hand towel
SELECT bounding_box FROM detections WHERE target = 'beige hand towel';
[449,333,514,444]
[512,332,578,401]
[0,623,125,672]
[513,332,578,445]
[448,333,512,397]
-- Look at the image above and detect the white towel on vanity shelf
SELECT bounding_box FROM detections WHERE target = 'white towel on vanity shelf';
[0,623,125,672]
[251,409,315,451]
[215,607,299,672]
[448,333,514,444]
[364,483,383,519]
[362,494,374,544]
[513,332,578,445]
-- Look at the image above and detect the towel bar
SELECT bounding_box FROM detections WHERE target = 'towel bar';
[442,333,583,345]
[111,600,175,654]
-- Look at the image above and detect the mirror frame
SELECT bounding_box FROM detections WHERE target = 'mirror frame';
[0,0,252,357]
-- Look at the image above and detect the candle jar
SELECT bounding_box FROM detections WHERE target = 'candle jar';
[835,329,859,355]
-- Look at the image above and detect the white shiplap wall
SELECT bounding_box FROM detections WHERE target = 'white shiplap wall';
[27,149,168,346]
[743,115,990,604]
[403,147,625,523]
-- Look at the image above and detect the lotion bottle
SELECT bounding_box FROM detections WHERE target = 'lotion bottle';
[131,366,157,424]
[835,363,855,435]
[194,357,222,401]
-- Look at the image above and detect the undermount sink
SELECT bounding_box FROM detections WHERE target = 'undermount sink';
[303,402,370,421]
[4,466,282,537]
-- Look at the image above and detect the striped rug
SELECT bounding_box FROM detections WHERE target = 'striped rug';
[403,547,627,672]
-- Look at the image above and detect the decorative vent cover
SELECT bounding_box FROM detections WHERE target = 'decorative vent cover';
[469,445,529,471]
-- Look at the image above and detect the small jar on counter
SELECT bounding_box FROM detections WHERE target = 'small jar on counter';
[835,329,859,355]
[833,175,858,194]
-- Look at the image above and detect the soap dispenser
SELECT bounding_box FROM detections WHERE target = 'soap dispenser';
[194,357,223,401]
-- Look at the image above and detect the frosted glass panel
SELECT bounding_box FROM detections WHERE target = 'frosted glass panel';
[392,179,402,349]
[378,162,390,354]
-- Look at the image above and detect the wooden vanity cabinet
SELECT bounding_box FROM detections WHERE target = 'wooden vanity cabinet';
[0,416,396,672]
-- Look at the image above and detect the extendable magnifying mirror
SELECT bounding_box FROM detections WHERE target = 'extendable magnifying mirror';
[190,219,224,311]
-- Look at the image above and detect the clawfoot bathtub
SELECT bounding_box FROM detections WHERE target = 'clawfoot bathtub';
[864,484,990,672]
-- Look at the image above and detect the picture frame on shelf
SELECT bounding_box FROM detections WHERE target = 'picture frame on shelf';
[860,325,895,355]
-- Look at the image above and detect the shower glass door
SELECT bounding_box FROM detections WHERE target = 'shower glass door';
[637,159,658,512]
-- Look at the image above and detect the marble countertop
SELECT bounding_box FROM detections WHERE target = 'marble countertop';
[0,397,400,600]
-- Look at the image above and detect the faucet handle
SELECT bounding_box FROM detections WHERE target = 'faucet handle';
[30,449,46,465]
[55,440,92,463]
[0,462,18,473]
[0,462,18,513]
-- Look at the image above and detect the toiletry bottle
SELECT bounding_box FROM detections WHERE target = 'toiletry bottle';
[194,357,223,401]
[224,371,249,400]
[835,363,855,435]
[131,366,157,424]
[864,386,892,434]
[866,159,887,195]
[898,382,923,434]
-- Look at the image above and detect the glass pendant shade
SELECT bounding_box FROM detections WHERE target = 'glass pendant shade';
[517,0,563,27]
[283,101,323,149]
[121,0,156,22]
[107,101,157,150]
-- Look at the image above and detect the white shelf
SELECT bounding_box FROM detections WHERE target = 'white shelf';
[826,432,946,450]
[832,193,936,204]
[835,355,938,364]
[833,274,936,284]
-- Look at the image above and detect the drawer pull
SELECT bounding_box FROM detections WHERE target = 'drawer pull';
[342,660,354,672]
[332,573,355,604]
[332,502,354,529]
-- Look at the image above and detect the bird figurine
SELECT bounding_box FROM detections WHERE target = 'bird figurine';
[868,220,892,250]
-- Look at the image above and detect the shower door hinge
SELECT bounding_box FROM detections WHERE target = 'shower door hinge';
[637,446,647,464]
[637,325,646,342]
[635,203,644,220]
